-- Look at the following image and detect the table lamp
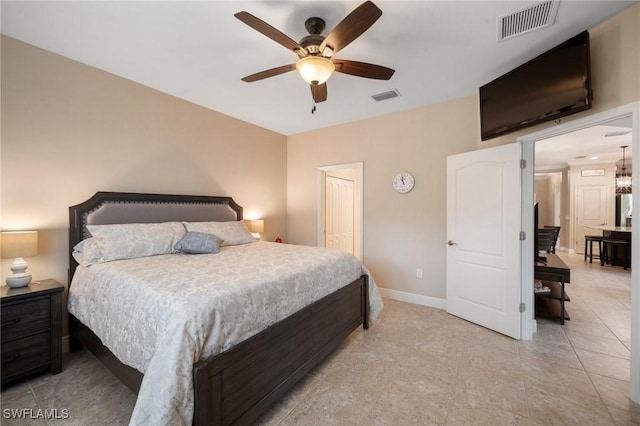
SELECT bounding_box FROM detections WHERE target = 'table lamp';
[1,231,38,288]
[247,220,264,239]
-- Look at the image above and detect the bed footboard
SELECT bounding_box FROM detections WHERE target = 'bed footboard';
[193,275,369,425]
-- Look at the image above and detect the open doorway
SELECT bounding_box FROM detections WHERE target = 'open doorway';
[317,162,363,259]
[535,117,631,256]
[533,118,633,390]
[519,102,639,403]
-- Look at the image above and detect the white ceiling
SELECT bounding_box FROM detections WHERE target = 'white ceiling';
[535,118,633,170]
[2,0,637,137]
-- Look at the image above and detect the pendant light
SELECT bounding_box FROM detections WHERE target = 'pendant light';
[615,145,632,194]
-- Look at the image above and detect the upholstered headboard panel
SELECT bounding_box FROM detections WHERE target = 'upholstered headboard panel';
[68,192,243,280]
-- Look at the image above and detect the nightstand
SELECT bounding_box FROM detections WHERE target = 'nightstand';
[1,279,64,385]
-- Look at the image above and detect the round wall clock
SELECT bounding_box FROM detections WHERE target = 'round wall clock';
[393,172,415,194]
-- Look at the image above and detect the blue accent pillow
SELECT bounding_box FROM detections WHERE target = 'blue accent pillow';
[174,232,223,254]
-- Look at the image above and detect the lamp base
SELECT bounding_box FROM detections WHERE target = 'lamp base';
[6,273,32,288]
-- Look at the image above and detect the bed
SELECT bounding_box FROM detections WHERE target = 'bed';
[67,191,382,425]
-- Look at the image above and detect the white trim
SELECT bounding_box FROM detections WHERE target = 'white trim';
[317,162,364,260]
[520,141,535,341]
[517,101,640,404]
[378,287,447,310]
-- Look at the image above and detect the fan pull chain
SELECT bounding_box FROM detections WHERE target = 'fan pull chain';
[311,99,317,114]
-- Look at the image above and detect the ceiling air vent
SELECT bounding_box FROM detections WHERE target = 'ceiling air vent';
[498,0,560,41]
[371,89,401,102]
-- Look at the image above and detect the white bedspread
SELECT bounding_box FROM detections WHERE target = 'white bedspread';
[68,241,383,425]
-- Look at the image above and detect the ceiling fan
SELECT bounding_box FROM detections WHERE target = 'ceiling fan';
[235,1,395,105]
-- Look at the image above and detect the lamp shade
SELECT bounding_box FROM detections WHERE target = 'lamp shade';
[296,56,335,85]
[1,231,38,259]
[247,220,264,233]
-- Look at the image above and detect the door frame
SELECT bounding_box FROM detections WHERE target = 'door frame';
[317,162,364,260]
[518,101,640,403]
[574,184,611,255]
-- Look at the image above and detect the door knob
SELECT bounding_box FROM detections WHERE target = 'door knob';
[447,240,457,246]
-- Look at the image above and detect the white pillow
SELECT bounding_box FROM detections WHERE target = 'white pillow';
[87,222,186,262]
[72,238,105,266]
[183,221,257,246]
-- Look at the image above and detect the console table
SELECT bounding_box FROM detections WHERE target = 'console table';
[535,253,571,324]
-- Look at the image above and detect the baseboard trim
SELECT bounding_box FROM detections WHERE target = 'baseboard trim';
[378,288,446,310]
[62,335,70,353]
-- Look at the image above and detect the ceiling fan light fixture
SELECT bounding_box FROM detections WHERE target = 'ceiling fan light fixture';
[296,56,335,85]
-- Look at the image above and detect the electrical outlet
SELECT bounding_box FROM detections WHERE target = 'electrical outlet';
[416,268,423,278]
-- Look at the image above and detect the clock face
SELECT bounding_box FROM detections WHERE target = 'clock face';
[393,172,415,193]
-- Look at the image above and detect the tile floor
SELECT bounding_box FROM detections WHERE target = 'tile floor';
[1,252,638,425]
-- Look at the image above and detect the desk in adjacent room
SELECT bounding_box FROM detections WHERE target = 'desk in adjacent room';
[535,253,571,324]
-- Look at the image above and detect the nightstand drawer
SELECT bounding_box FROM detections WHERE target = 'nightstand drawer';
[1,332,51,378]
[1,279,63,385]
[1,297,51,343]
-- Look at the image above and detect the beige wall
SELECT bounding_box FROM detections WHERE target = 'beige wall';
[534,175,553,227]
[1,37,288,326]
[287,3,640,301]
[535,170,570,250]
[287,97,478,298]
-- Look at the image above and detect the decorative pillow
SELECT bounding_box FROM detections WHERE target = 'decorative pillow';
[87,222,186,262]
[72,238,105,266]
[183,221,257,246]
[174,232,223,254]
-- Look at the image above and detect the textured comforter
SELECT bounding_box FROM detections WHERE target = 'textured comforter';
[68,241,383,425]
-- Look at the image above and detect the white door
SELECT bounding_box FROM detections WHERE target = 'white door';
[447,143,522,339]
[575,185,609,255]
[325,174,355,254]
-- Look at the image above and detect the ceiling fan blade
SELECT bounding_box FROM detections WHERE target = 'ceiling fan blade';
[235,11,305,55]
[333,59,395,80]
[241,64,296,82]
[320,1,382,55]
[311,83,328,103]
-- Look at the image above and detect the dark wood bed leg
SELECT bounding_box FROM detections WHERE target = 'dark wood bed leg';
[363,274,370,330]
[69,335,83,352]
[193,365,221,425]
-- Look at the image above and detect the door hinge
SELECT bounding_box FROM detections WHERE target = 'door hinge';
[519,303,526,312]
[520,159,526,169]
[520,231,526,241]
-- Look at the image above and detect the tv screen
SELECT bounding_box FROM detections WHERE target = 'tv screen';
[480,31,592,141]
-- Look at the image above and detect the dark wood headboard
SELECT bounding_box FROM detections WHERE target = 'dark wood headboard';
[68,192,243,282]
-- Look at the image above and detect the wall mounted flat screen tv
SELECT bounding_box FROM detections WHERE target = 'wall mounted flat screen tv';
[480,31,592,141]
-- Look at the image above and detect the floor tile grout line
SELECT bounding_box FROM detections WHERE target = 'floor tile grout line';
[26,379,50,426]
[558,252,632,362]
[562,330,617,422]
[558,276,622,425]
[516,346,537,422]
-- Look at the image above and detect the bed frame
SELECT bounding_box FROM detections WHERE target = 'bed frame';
[68,191,369,425]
